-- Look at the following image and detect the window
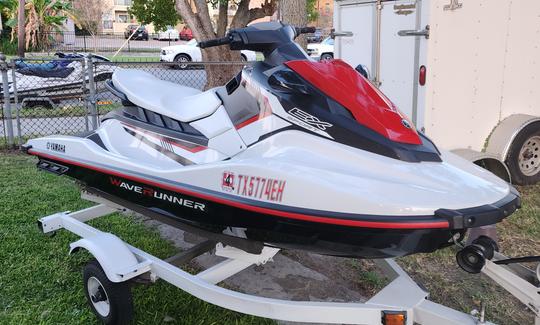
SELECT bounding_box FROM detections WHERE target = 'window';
[117,14,129,23]
[103,20,113,30]
[322,37,334,45]
[115,0,132,5]
[102,13,113,30]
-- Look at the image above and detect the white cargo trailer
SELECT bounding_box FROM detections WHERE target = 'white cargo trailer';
[333,0,540,184]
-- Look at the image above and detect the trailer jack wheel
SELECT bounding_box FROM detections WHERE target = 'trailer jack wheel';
[456,236,498,274]
[83,259,133,324]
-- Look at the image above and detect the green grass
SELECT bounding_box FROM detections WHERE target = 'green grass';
[0,153,273,324]
[11,102,121,119]
[108,56,160,62]
[1,37,18,56]
[398,184,540,325]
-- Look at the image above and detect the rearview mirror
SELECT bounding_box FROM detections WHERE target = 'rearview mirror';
[355,64,370,79]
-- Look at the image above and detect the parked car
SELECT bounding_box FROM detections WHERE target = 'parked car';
[179,26,193,40]
[124,25,148,41]
[156,26,180,41]
[160,39,257,69]
[307,37,334,60]
[306,28,324,43]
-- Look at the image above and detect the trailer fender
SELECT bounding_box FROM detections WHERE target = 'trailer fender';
[69,233,150,283]
[451,148,511,183]
[485,114,540,162]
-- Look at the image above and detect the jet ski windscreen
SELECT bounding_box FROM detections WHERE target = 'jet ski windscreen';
[285,59,421,145]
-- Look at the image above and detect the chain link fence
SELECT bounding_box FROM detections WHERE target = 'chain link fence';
[27,31,189,54]
[0,55,245,149]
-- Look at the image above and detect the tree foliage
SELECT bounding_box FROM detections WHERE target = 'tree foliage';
[0,0,77,50]
[307,0,319,22]
[129,0,181,31]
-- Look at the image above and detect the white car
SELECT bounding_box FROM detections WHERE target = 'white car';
[307,37,334,61]
[160,39,257,68]
[156,26,180,41]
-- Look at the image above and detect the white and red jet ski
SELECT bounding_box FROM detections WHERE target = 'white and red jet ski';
[24,22,520,258]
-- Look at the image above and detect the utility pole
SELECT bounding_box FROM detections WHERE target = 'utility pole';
[17,0,25,57]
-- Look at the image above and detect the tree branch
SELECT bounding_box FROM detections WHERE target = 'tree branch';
[230,0,277,28]
[216,0,228,37]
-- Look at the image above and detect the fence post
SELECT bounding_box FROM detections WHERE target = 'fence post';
[86,55,99,130]
[80,58,90,132]
[11,59,21,146]
[0,53,15,148]
[83,34,87,52]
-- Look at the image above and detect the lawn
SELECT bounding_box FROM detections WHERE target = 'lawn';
[10,102,121,119]
[0,153,272,324]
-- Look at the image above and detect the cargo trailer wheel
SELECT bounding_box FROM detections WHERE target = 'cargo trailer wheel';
[506,123,540,185]
[83,259,133,324]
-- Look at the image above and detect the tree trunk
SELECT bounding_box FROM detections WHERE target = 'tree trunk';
[280,0,308,49]
[17,0,25,57]
[175,0,276,89]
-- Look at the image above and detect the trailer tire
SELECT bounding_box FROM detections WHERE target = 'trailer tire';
[506,123,540,185]
[83,259,133,325]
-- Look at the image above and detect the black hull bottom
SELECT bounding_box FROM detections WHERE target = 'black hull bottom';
[35,155,461,259]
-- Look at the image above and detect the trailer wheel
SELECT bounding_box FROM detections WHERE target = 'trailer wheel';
[83,259,133,324]
[506,123,540,185]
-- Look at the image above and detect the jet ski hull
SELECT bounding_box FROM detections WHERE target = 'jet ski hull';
[28,148,519,258]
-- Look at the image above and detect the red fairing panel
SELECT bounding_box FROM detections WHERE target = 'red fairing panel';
[285,59,422,145]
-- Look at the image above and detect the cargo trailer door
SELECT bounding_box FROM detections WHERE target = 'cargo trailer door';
[334,0,429,129]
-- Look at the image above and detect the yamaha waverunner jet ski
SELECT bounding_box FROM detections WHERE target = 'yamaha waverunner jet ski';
[24,22,520,258]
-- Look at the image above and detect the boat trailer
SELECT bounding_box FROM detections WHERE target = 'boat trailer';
[37,192,540,325]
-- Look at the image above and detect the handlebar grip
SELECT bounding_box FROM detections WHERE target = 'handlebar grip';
[199,36,231,49]
[295,27,317,36]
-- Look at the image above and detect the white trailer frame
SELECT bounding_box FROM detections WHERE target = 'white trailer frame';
[38,193,540,325]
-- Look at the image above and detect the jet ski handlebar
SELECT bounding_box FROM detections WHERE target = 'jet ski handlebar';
[294,26,316,37]
[198,24,315,50]
[198,36,232,49]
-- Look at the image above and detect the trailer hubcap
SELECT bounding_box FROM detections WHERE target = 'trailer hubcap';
[518,136,540,176]
[87,277,110,317]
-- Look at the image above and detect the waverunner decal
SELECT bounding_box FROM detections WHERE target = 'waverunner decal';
[110,177,206,211]
[222,172,286,202]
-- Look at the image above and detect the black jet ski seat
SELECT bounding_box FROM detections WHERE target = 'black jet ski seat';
[111,69,222,122]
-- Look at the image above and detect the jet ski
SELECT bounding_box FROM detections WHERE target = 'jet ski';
[0,52,113,109]
[24,22,520,259]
